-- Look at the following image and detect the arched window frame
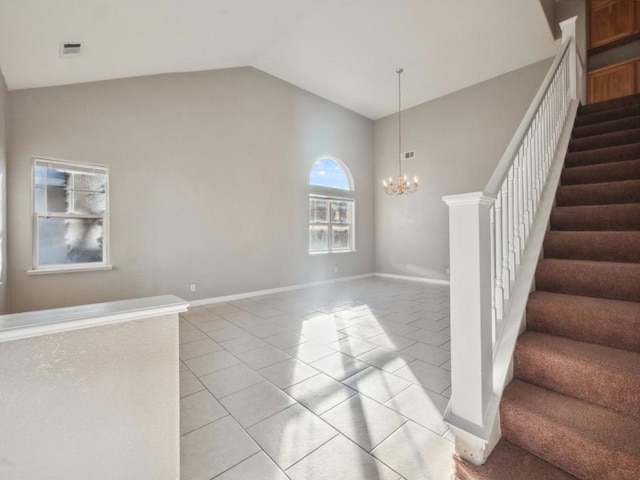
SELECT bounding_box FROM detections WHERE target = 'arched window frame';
[308,157,356,254]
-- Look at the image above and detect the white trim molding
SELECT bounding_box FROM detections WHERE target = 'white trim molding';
[0,294,189,343]
[374,272,450,286]
[190,273,376,307]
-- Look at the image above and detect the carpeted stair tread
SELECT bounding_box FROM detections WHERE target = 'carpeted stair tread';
[501,379,640,480]
[514,332,640,417]
[565,142,640,167]
[556,179,640,206]
[535,258,640,302]
[574,104,640,127]
[568,127,640,152]
[454,440,579,480]
[527,291,640,352]
[544,231,640,262]
[577,93,640,116]
[543,231,640,262]
[550,203,640,231]
[572,114,640,138]
[561,159,640,185]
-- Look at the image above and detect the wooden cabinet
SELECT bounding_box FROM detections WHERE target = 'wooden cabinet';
[589,0,638,49]
[588,57,640,103]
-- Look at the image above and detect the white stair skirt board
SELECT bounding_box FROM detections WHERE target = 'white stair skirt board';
[375,272,450,286]
[189,273,376,307]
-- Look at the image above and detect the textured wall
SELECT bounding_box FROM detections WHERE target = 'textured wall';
[7,67,374,312]
[374,57,554,281]
[0,314,179,479]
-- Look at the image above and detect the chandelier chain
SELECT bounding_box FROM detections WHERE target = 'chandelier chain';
[398,68,402,177]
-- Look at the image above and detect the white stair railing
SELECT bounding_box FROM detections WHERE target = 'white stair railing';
[442,18,583,465]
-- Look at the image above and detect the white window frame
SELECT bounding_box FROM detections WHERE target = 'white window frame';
[309,194,356,254]
[308,157,356,255]
[29,157,112,275]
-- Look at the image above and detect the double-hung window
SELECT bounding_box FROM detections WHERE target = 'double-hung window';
[31,158,110,273]
[309,157,355,254]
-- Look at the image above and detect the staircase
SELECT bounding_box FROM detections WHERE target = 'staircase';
[454,93,640,479]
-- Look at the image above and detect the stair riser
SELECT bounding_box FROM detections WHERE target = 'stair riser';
[501,401,640,480]
[527,295,640,352]
[572,115,640,138]
[575,104,640,127]
[551,205,640,231]
[543,232,640,262]
[454,441,580,480]
[514,344,640,417]
[577,93,640,116]
[561,159,640,185]
[556,181,640,206]
[565,143,640,168]
[568,128,640,152]
[535,262,640,302]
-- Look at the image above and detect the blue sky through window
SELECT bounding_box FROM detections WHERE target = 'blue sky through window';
[309,158,350,190]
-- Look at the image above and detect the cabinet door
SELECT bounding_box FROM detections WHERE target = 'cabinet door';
[589,0,635,49]
[588,59,636,103]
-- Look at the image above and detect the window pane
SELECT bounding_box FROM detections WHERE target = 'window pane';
[309,225,328,252]
[309,158,351,190]
[73,192,106,215]
[309,198,328,223]
[34,186,46,213]
[38,217,104,266]
[34,164,107,214]
[71,171,106,193]
[332,225,351,250]
[330,201,351,224]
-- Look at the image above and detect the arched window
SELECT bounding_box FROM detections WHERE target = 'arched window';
[309,158,353,191]
[309,157,355,253]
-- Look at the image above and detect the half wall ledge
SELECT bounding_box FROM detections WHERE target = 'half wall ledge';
[0,294,190,342]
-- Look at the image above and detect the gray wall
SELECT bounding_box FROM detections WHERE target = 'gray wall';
[555,0,588,67]
[0,314,179,479]
[0,68,7,313]
[374,58,554,281]
[7,67,375,312]
[539,0,556,36]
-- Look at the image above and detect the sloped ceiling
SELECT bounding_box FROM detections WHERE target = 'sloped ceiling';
[0,0,557,119]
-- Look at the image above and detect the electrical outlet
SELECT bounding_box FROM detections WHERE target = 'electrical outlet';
[190,284,197,292]
[446,268,450,275]
[334,266,339,273]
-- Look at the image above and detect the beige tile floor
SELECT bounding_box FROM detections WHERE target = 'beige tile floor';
[179,277,454,480]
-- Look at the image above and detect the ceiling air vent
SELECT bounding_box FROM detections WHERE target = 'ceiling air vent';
[60,42,83,58]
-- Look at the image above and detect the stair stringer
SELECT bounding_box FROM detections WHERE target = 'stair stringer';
[445,100,579,466]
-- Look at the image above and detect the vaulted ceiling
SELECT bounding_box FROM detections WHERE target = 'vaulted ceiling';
[0,0,557,119]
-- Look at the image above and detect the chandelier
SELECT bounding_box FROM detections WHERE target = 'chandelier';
[382,68,418,196]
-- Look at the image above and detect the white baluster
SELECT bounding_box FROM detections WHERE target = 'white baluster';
[507,168,516,283]
[501,184,510,292]
[490,203,496,342]
[517,151,526,259]
[493,194,504,327]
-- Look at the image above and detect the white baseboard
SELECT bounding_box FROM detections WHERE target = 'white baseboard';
[189,273,376,307]
[374,272,450,286]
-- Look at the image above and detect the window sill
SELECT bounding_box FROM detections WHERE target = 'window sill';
[27,265,114,276]
[308,250,358,256]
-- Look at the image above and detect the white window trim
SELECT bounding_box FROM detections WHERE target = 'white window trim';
[308,193,356,254]
[30,157,112,274]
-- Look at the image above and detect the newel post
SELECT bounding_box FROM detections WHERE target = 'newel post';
[560,16,578,100]
[443,192,496,462]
